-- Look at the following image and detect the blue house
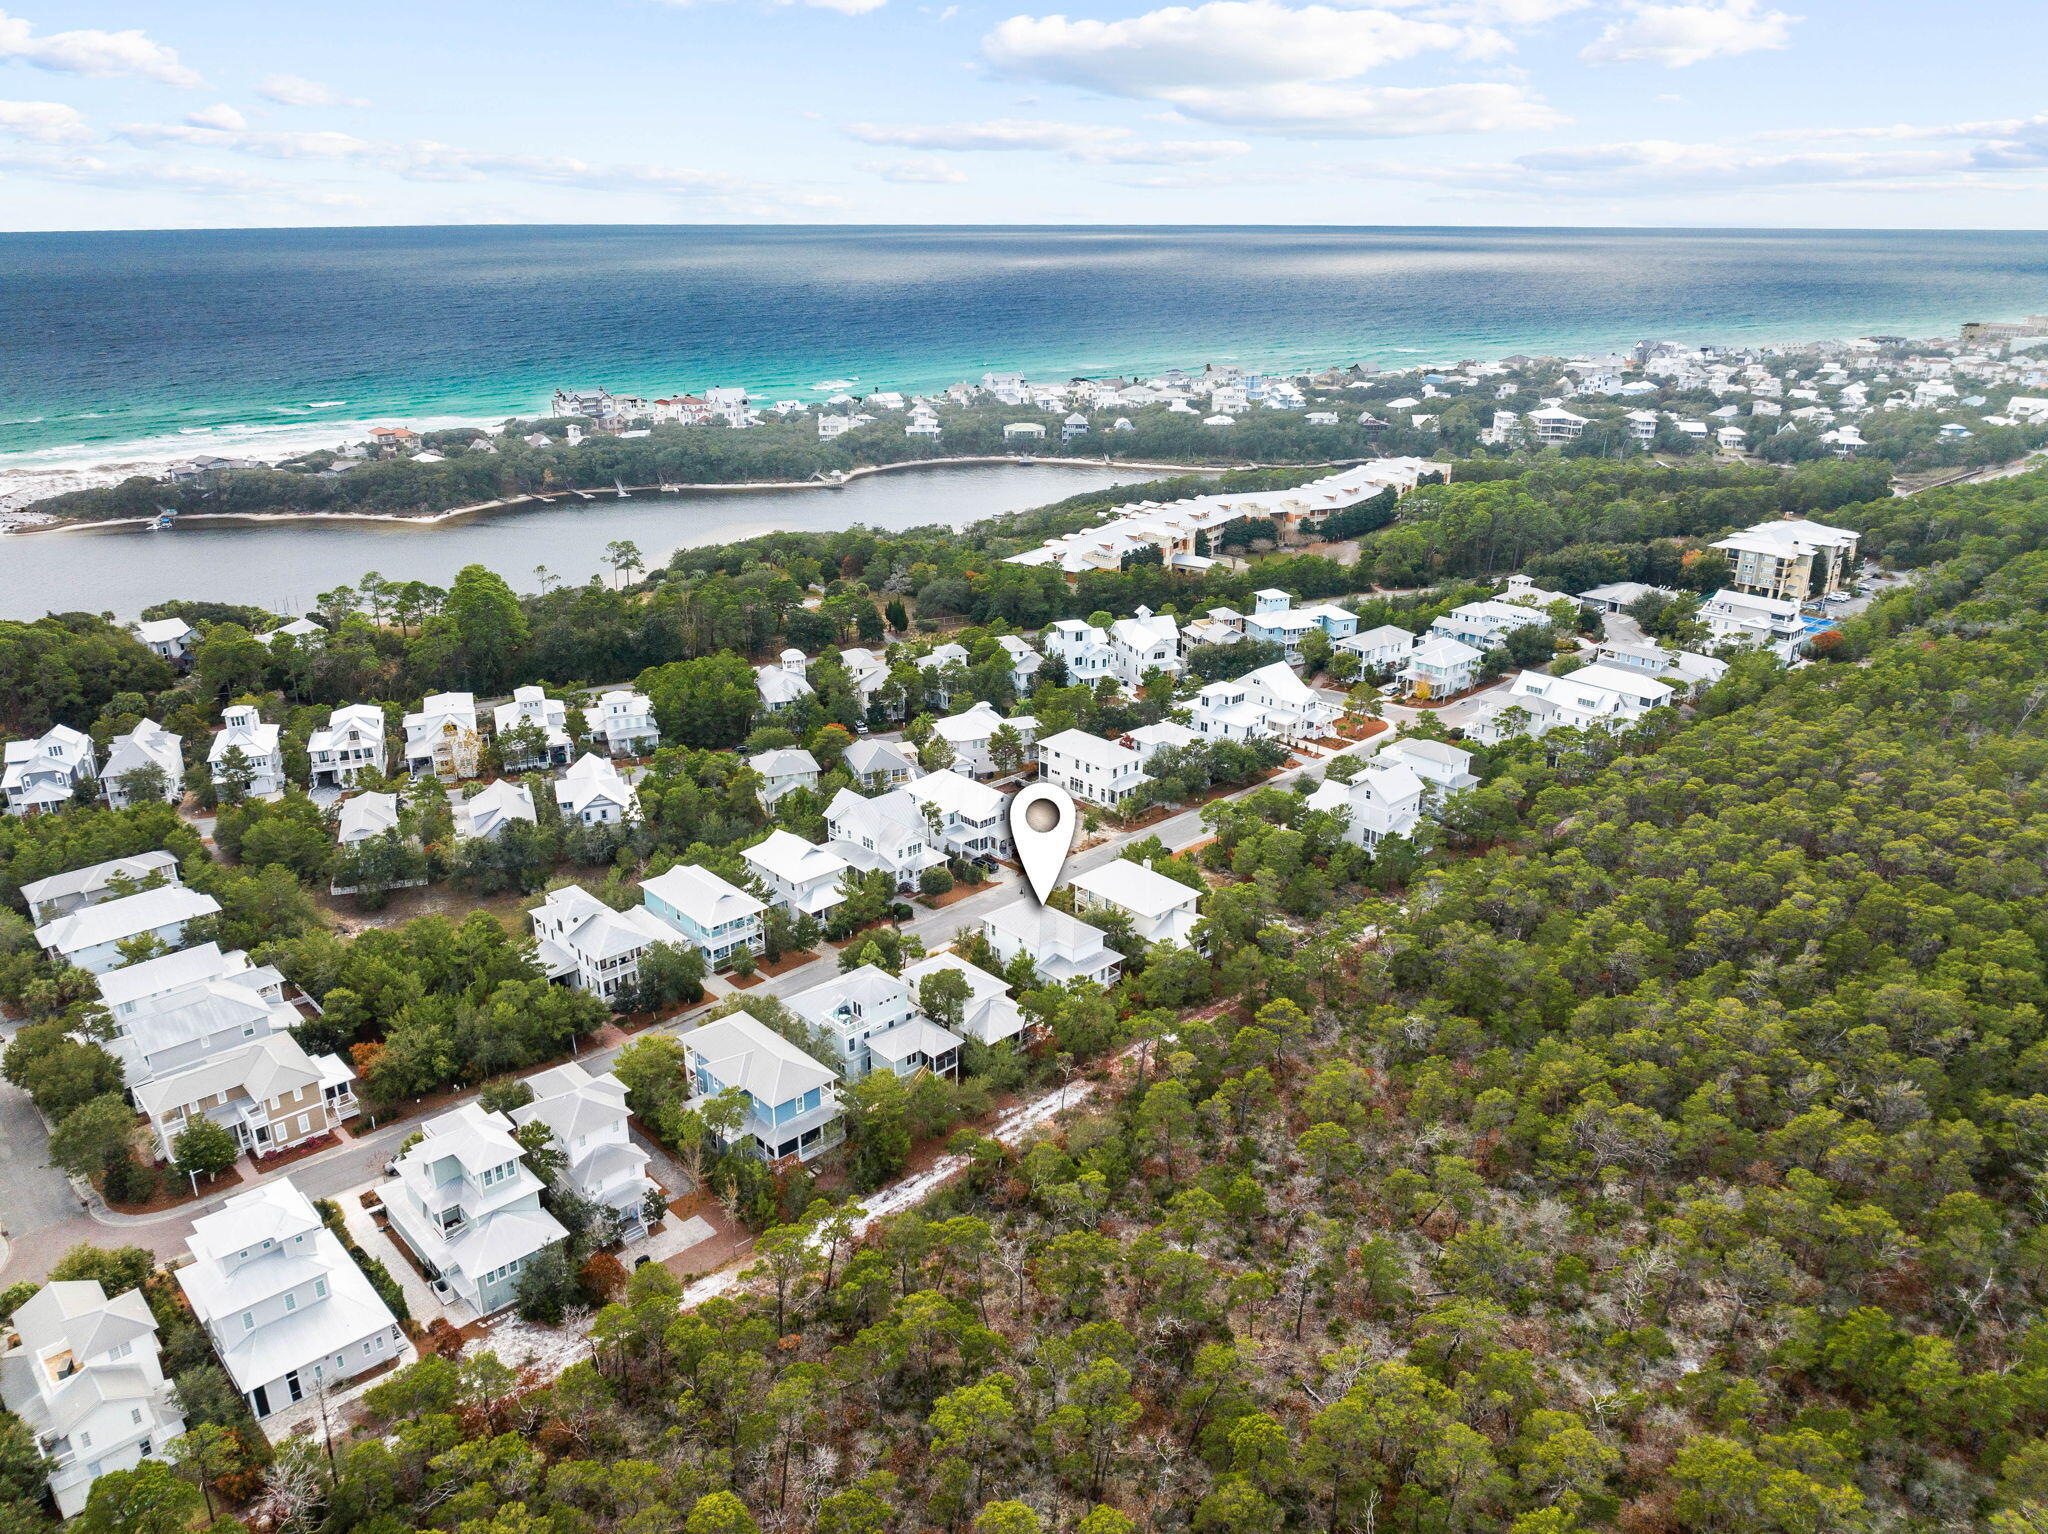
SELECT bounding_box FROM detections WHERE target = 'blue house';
[640,863,766,969]
[1241,589,1360,659]
[680,1010,843,1162]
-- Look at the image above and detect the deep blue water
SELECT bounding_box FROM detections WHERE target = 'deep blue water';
[4,224,2048,469]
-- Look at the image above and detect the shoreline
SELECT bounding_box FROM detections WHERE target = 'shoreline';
[12,454,1321,537]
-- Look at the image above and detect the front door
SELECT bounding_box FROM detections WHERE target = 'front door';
[286,1370,303,1403]
[252,1385,270,1417]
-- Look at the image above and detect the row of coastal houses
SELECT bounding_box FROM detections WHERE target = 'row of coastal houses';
[1,686,661,817]
[21,854,364,1165]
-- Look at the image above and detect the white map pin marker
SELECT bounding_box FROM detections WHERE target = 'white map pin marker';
[1009,782,1078,905]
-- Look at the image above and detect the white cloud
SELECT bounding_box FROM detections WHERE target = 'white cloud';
[111,116,840,214]
[862,156,970,182]
[0,11,204,88]
[980,1,1558,139]
[256,73,369,108]
[1580,0,1795,68]
[984,3,1466,94]
[1154,79,1560,136]
[846,116,1249,161]
[1379,0,1585,21]
[184,103,247,131]
[0,142,362,204]
[0,97,89,143]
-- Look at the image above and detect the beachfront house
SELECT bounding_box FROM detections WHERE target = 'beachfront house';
[640,863,765,969]
[680,1010,842,1162]
[824,787,946,891]
[35,883,219,974]
[509,1063,655,1236]
[22,851,182,925]
[1036,729,1150,809]
[383,1104,568,1316]
[557,753,638,826]
[209,705,286,801]
[592,690,659,757]
[492,687,573,770]
[1069,858,1203,950]
[0,1282,185,1517]
[748,748,819,807]
[981,901,1121,986]
[451,780,537,841]
[307,704,388,790]
[176,1177,407,1421]
[742,831,850,921]
[403,693,482,782]
[530,885,676,1004]
[3,725,97,816]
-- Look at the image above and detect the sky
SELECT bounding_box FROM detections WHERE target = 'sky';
[1,0,2045,229]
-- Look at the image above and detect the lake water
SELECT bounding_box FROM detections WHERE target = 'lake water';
[0,462,1159,621]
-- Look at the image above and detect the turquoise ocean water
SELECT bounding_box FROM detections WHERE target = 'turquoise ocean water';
[5,224,2048,471]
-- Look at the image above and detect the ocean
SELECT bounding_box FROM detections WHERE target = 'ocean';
[5,224,2048,474]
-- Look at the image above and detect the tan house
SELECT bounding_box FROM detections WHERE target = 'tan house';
[134,1033,353,1161]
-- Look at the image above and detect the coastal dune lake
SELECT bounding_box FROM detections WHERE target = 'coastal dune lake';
[0,463,1161,621]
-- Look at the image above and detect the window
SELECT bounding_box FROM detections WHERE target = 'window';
[314,1278,327,1299]
[79,1433,91,1449]
[284,1294,297,1313]
[241,1311,254,1331]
